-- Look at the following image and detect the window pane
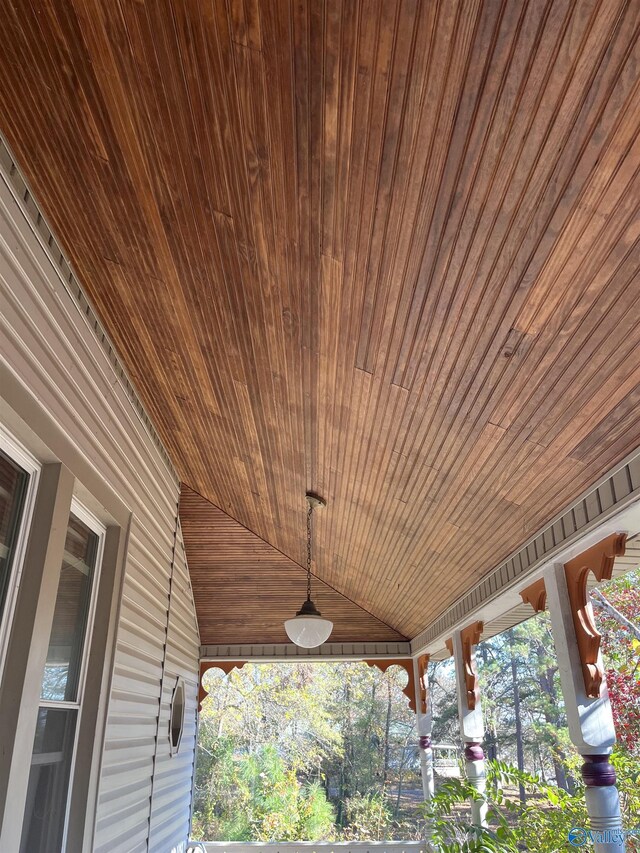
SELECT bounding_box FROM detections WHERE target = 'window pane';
[20,707,77,853]
[0,450,28,627]
[40,514,98,702]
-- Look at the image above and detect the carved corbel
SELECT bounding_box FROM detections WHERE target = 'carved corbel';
[417,654,430,716]
[199,660,247,711]
[447,621,483,710]
[363,659,417,713]
[520,578,547,612]
[564,533,626,699]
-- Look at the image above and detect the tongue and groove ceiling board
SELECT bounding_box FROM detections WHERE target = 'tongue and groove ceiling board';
[1,0,639,640]
[180,486,405,645]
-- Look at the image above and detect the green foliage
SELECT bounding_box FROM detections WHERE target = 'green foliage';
[193,662,420,841]
[300,783,338,840]
[192,743,336,841]
[341,793,392,841]
[423,754,640,852]
[611,750,640,825]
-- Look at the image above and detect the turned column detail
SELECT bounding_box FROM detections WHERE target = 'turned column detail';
[448,621,487,827]
[413,654,435,801]
[521,534,628,853]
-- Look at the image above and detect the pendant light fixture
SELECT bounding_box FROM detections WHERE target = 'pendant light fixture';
[284,493,333,648]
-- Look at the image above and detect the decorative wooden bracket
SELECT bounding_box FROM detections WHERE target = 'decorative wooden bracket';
[363,659,417,713]
[564,533,626,699]
[446,621,483,710]
[198,660,247,711]
[417,654,430,716]
[520,578,547,612]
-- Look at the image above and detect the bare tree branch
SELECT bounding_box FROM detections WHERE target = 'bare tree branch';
[591,588,640,641]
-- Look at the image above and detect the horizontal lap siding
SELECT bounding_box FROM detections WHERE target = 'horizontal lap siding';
[0,148,200,852]
[149,524,200,853]
[95,560,161,847]
[95,519,171,853]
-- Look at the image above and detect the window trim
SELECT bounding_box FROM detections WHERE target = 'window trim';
[31,497,106,852]
[0,416,130,853]
[63,499,105,708]
[0,425,40,682]
[37,501,105,711]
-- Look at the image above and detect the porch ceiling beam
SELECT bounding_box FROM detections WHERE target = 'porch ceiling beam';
[200,641,412,662]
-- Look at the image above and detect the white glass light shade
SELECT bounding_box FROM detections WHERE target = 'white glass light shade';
[284,614,333,648]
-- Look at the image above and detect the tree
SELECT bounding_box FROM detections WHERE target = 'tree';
[193,662,421,841]
[592,569,640,756]
[474,617,572,790]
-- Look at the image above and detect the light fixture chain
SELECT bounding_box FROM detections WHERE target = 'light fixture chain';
[306,502,313,601]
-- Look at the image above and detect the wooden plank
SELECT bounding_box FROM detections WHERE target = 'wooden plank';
[0,0,638,641]
[179,487,405,645]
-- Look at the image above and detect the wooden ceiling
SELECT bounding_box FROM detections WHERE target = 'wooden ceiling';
[181,486,405,645]
[1,0,639,641]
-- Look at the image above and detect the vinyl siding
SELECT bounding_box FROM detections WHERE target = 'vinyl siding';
[148,524,200,852]
[0,140,200,852]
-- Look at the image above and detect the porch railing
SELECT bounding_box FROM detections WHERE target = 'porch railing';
[191,842,426,853]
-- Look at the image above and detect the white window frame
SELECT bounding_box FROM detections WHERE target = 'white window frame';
[0,425,40,682]
[0,419,125,853]
[32,496,105,851]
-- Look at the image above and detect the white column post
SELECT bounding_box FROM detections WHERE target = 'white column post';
[451,625,488,827]
[413,656,435,801]
[545,562,625,853]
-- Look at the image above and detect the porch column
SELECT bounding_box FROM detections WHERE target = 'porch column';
[542,539,626,853]
[449,621,487,827]
[413,655,435,801]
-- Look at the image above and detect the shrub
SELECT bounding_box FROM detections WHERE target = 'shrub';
[422,754,640,852]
